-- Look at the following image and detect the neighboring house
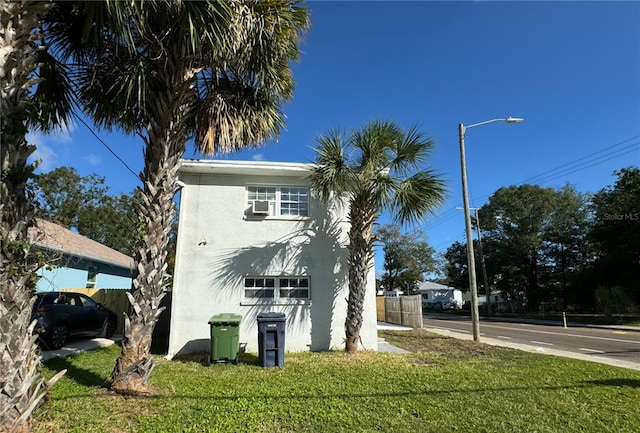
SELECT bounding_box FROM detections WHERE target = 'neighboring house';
[167,159,379,357]
[418,281,463,310]
[32,219,133,292]
[462,290,507,308]
[381,289,404,298]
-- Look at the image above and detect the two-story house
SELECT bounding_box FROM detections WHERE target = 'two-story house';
[167,159,379,357]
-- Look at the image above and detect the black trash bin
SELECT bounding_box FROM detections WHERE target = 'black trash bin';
[257,312,286,367]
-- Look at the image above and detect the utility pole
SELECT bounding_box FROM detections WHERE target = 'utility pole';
[473,208,491,318]
[458,124,480,341]
[456,206,492,318]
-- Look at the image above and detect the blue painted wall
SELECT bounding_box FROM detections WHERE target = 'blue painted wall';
[36,253,131,292]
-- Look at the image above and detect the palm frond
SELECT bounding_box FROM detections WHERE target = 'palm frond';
[193,75,283,154]
[28,48,74,131]
[310,130,353,201]
[390,124,434,176]
[391,170,447,225]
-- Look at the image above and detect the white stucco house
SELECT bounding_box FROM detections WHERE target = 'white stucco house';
[418,281,463,310]
[167,159,379,358]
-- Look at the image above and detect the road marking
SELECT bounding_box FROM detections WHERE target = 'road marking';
[455,322,640,345]
[434,327,469,334]
[497,336,512,340]
[612,331,627,335]
[580,348,605,354]
[530,340,554,346]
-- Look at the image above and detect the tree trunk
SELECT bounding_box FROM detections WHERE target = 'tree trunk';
[1,2,64,431]
[110,86,185,394]
[344,193,375,354]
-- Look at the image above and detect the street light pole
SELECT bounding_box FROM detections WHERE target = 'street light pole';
[458,117,523,342]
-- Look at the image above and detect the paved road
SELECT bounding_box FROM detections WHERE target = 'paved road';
[423,314,640,370]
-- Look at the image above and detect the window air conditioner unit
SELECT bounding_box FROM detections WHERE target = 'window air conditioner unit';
[253,200,270,215]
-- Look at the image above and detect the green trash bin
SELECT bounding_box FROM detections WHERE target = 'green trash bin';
[208,313,242,365]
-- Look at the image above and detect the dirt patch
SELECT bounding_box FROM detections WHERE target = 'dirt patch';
[379,329,504,361]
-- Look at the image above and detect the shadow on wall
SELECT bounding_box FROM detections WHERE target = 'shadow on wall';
[174,212,348,354]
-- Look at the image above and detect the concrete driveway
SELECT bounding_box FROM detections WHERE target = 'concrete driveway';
[40,336,121,361]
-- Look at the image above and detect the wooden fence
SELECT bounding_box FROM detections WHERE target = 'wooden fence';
[376,296,386,321]
[381,295,423,328]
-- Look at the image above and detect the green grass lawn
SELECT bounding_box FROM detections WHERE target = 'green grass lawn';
[33,329,640,433]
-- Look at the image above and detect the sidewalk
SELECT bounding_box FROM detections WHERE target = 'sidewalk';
[377,321,411,353]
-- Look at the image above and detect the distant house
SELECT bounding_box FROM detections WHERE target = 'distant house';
[381,289,404,298]
[168,159,379,357]
[418,281,463,310]
[462,290,507,308]
[32,219,133,292]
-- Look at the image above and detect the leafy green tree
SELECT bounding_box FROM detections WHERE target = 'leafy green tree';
[444,240,471,291]
[478,185,556,309]
[443,184,591,312]
[310,120,446,353]
[588,167,640,306]
[47,0,309,393]
[540,185,590,308]
[478,184,589,310]
[36,166,139,255]
[376,224,438,294]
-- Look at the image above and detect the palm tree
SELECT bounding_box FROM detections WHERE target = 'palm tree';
[1,1,73,430]
[309,121,446,354]
[47,0,309,393]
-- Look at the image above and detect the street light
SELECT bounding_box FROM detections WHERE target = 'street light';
[458,116,523,341]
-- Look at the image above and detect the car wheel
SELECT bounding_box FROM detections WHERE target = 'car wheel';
[47,324,68,350]
[104,317,117,338]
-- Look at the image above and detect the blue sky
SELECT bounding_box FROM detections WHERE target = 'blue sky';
[29,1,640,268]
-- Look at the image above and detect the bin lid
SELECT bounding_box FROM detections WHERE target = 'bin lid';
[208,313,242,325]
[257,312,286,322]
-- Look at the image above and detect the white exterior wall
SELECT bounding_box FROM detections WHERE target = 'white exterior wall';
[167,160,378,357]
[421,288,463,306]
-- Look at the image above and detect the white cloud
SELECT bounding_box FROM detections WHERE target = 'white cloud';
[47,122,76,143]
[251,153,265,161]
[27,133,59,173]
[83,154,102,166]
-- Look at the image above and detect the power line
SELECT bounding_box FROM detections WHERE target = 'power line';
[75,115,142,183]
[519,135,640,185]
[523,142,639,186]
[422,134,640,246]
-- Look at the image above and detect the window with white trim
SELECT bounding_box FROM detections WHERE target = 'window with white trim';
[86,265,98,288]
[244,276,310,300]
[247,186,309,217]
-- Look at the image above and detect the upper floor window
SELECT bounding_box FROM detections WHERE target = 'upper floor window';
[247,186,309,217]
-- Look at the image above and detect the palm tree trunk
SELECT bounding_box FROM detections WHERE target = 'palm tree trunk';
[345,193,376,354]
[1,2,65,431]
[110,87,186,394]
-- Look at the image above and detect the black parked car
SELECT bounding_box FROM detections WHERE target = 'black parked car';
[32,291,118,350]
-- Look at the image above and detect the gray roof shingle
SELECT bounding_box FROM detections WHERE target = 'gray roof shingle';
[31,219,133,270]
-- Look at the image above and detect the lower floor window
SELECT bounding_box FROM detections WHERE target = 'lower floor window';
[244,276,309,300]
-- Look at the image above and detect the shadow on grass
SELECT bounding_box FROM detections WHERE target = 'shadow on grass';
[141,382,609,402]
[172,352,260,367]
[43,357,110,388]
[586,378,640,388]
